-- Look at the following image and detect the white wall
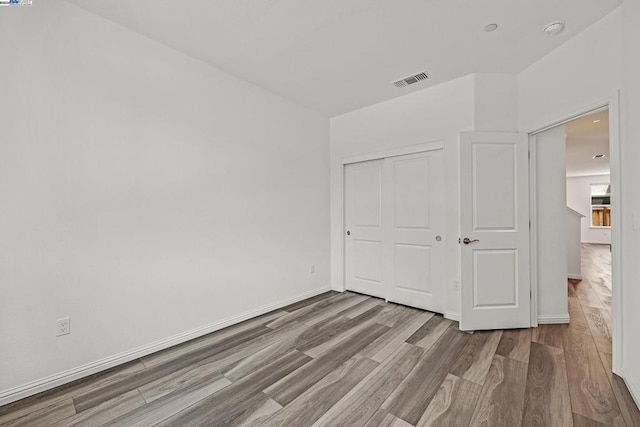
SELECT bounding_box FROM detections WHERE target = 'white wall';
[534,126,569,322]
[567,208,584,280]
[330,75,475,319]
[518,9,624,131]
[0,0,330,402]
[474,74,519,132]
[566,175,611,244]
[620,0,640,406]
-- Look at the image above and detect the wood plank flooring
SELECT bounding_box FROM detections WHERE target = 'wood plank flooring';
[1,244,638,426]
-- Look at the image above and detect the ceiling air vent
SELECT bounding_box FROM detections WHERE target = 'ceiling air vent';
[393,71,430,88]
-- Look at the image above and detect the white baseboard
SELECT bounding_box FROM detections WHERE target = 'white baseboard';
[568,274,583,280]
[441,313,569,325]
[622,370,640,411]
[0,286,331,407]
[444,311,460,322]
[537,314,570,324]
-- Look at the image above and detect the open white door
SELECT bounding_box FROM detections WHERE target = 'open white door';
[460,132,530,331]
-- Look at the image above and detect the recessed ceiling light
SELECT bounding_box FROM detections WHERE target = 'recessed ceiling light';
[593,154,606,159]
[593,119,601,123]
[484,24,498,32]
[543,21,565,36]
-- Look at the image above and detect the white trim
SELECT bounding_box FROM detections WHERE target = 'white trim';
[524,98,610,134]
[567,274,583,281]
[341,141,445,165]
[608,92,623,375]
[339,162,347,292]
[444,311,460,322]
[567,172,612,178]
[529,135,539,327]
[0,286,332,406]
[567,207,585,218]
[537,314,570,324]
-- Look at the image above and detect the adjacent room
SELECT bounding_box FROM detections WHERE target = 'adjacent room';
[565,109,613,346]
[1,0,640,426]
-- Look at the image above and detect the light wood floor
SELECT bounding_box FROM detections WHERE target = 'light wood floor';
[1,244,639,426]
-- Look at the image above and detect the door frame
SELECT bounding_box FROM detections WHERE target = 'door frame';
[526,92,622,373]
[340,140,445,292]
[341,141,445,166]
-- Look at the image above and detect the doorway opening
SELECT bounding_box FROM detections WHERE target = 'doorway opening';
[565,109,613,362]
[529,102,619,372]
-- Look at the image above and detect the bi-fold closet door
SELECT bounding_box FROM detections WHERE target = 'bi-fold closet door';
[344,150,445,313]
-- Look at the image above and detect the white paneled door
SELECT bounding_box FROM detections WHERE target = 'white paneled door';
[459,132,531,331]
[345,150,445,313]
[345,159,385,299]
[385,152,445,311]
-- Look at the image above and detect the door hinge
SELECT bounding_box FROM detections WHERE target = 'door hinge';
[528,150,531,160]
[530,290,532,299]
[529,220,531,230]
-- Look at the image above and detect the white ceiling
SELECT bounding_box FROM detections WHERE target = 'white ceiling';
[64,0,621,116]
[565,110,610,177]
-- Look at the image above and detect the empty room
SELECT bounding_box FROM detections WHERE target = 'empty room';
[1,1,640,426]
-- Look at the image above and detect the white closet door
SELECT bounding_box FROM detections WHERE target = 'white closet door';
[345,150,445,313]
[385,150,445,312]
[345,159,385,298]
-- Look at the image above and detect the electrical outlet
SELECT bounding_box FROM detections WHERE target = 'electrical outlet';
[310,264,315,274]
[56,317,70,337]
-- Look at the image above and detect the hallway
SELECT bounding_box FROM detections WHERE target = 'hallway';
[563,243,634,425]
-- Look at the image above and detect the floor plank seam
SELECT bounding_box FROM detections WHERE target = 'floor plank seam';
[136,387,149,405]
[467,379,485,426]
